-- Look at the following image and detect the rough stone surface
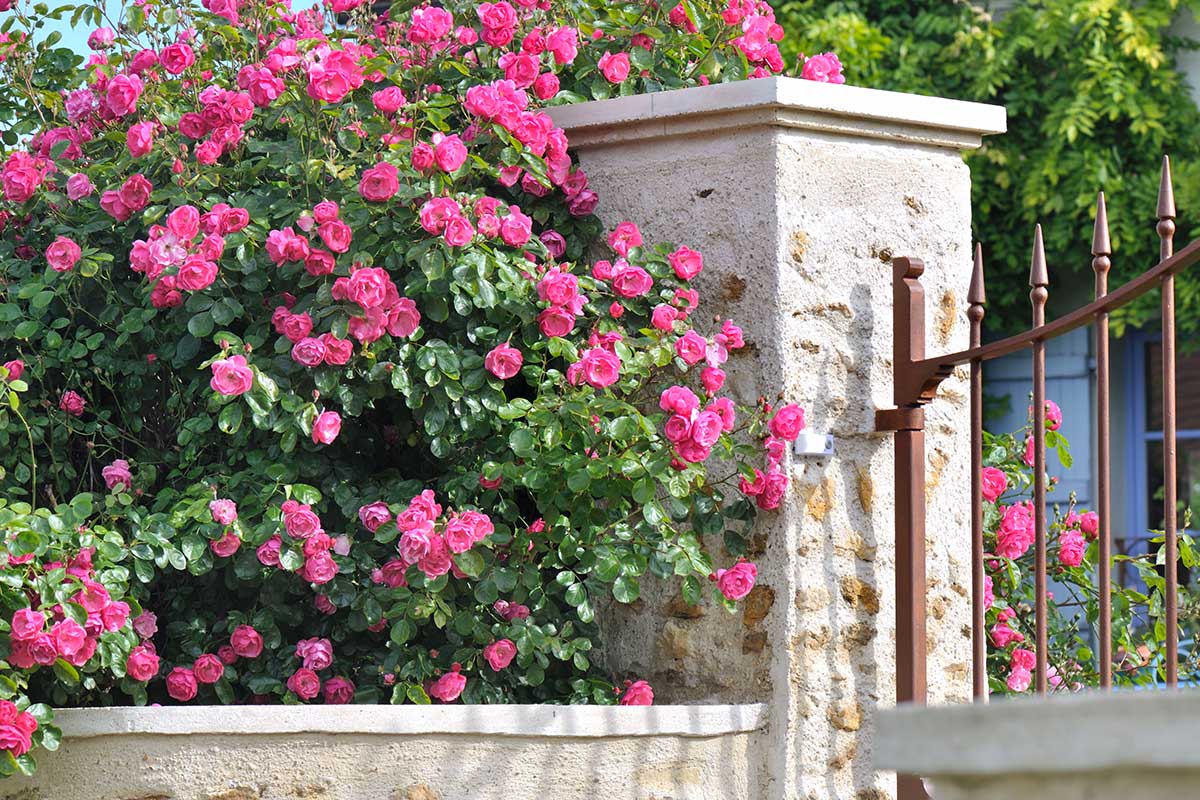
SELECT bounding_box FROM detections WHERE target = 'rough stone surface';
[551,77,994,800]
[877,691,1200,800]
[1,706,767,800]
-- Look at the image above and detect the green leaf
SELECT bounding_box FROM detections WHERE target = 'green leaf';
[612,575,640,604]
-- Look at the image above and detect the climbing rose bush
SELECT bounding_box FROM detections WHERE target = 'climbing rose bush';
[985,401,1200,694]
[0,0,838,775]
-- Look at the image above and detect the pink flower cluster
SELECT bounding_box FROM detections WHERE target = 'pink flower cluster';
[284,637,355,703]
[164,624,263,702]
[9,572,129,670]
[330,265,421,346]
[419,195,532,251]
[363,491,494,585]
[178,85,255,165]
[995,501,1035,560]
[0,701,37,757]
[739,403,805,510]
[659,385,734,464]
[129,203,243,308]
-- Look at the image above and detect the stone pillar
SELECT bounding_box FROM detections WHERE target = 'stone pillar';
[550,78,1005,800]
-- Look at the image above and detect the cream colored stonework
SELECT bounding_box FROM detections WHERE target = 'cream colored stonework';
[3,705,767,800]
[876,691,1200,800]
[549,77,1003,800]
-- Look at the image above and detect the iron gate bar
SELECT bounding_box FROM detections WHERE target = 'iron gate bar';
[1092,192,1113,689]
[1157,158,1179,688]
[1030,226,1050,694]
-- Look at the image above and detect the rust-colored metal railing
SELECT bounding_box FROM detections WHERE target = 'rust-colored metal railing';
[877,157,1196,800]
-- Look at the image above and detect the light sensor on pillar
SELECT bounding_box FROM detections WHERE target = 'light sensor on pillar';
[792,432,834,458]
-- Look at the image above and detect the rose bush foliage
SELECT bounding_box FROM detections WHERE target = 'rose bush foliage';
[0,0,840,775]
[984,401,1200,695]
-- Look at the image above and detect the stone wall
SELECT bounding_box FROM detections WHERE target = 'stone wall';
[2,705,767,800]
[877,691,1200,800]
[549,77,1006,800]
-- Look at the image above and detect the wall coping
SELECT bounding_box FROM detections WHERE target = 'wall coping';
[48,703,769,741]
[546,76,1007,150]
[876,691,1200,776]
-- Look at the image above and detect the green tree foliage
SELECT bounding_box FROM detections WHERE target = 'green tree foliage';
[772,0,1200,338]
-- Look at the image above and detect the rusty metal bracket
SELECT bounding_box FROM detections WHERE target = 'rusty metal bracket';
[875,407,924,432]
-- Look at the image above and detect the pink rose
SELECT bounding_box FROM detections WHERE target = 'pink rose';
[50,619,87,657]
[303,551,339,584]
[991,621,1023,648]
[13,609,47,642]
[312,410,342,445]
[700,367,725,394]
[230,624,263,659]
[483,639,517,671]
[257,535,282,566]
[317,219,353,253]
[176,256,218,292]
[66,173,93,200]
[619,679,654,705]
[1058,528,1086,567]
[660,385,700,417]
[433,134,468,172]
[715,560,757,601]
[167,205,200,240]
[1006,666,1032,693]
[209,530,241,558]
[578,348,621,389]
[101,458,132,491]
[757,471,788,510]
[981,467,1007,503]
[538,306,575,338]
[287,667,322,700]
[291,337,326,367]
[126,645,160,681]
[209,499,238,525]
[674,331,707,365]
[105,74,144,116]
[159,42,196,75]
[499,207,532,247]
[59,390,85,416]
[358,501,392,533]
[296,637,333,670]
[418,534,453,579]
[611,266,652,298]
[995,502,1035,559]
[359,162,399,202]
[669,246,704,280]
[46,236,82,272]
[399,527,433,563]
[2,360,23,382]
[323,676,356,704]
[166,667,198,701]
[372,86,407,114]
[126,121,155,158]
[598,51,631,83]
[689,410,724,448]
[769,404,805,441]
[209,355,253,396]
[485,343,523,380]
[132,611,157,639]
[1079,511,1099,540]
[429,665,466,702]
[801,52,845,84]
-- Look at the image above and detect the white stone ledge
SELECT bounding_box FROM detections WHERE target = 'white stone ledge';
[876,691,1200,777]
[547,76,1006,150]
[52,702,769,740]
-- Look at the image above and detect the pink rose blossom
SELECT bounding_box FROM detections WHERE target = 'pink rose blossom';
[287,668,321,700]
[296,637,334,670]
[312,411,342,445]
[429,665,467,702]
[46,236,82,272]
[619,679,654,705]
[230,625,263,658]
[715,560,757,601]
[126,645,160,681]
[210,499,238,524]
[59,390,85,416]
[483,639,517,671]
[981,467,1007,503]
[101,459,132,491]
[769,404,805,441]
[485,343,523,380]
[209,355,253,396]
[323,676,355,704]
[598,51,631,83]
[166,667,198,701]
